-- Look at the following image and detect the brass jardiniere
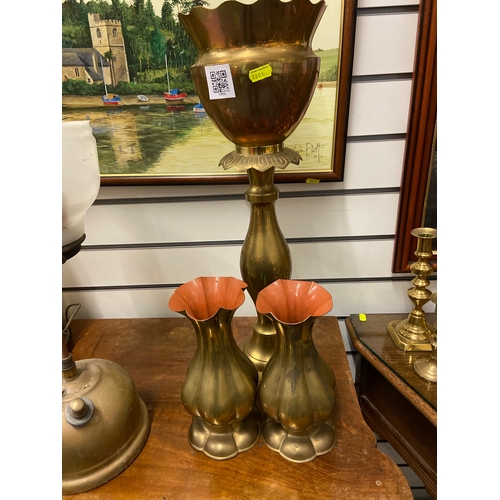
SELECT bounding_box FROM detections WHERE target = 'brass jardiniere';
[179,0,326,373]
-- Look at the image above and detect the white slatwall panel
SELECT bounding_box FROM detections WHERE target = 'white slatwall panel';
[353,13,419,76]
[82,193,399,245]
[347,80,412,136]
[62,280,436,320]
[358,0,418,6]
[63,240,405,288]
[341,140,406,189]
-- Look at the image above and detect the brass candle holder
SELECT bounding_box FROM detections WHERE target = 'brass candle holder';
[414,292,438,382]
[179,0,326,372]
[388,227,437,351]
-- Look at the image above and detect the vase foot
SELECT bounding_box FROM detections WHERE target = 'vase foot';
[188,406,262,460]
[262,417,336,463]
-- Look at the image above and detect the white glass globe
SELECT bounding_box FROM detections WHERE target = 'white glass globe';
[62,121,100,247]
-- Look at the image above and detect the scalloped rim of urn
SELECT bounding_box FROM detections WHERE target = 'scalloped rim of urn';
[179,0,327,51]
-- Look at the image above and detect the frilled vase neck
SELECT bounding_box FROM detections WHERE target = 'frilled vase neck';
[256,279,333,324]
[179,0,327,52]
[169,276,248,321]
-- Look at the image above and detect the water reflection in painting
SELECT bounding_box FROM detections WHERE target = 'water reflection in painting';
[62,86,336,179]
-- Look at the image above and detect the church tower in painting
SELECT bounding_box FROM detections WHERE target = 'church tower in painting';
[88,13,130,84]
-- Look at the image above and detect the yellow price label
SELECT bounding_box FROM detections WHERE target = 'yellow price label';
[359,314,367,322]
[306,178,320,184]
[249,64,272,83]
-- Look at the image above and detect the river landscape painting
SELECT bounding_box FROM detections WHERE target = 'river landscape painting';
[62,0,351,184]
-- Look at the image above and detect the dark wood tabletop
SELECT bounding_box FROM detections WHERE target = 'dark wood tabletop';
[63,316,412,499]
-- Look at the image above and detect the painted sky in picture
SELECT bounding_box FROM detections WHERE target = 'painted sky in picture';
[152,0,341,51]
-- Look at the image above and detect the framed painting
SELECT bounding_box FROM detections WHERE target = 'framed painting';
[62,0,356,185]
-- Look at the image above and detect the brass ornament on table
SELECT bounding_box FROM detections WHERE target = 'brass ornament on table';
[388,227,437,352]
[62,305,150,496]
[414,292,438,382]
[256,279,337,463]
[168,276,261,460]
[62,352,151,494]
[179,0,326,373]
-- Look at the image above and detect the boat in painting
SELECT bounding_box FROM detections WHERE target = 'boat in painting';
[102,94,121,105]
[193,102,205,114]
[137,95,149,102]
[164,88,187,101]
[100,55,121,106]
[164,53,187,102]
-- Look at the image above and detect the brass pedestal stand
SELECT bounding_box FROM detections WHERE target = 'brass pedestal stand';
[239,165,293,372]
[388,227,437,352]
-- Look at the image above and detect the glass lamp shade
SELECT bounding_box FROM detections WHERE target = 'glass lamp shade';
[62,121,100,247]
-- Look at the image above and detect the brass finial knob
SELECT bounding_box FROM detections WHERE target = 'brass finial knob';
[69,398,87,418]
[65,397,94,427]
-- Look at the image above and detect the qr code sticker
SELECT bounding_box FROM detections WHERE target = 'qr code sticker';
[210,70,230,94]
[205,64,236,100]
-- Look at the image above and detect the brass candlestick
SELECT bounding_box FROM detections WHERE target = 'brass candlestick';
[414,292,438,382]
[388,227,437,351]
[413,326,437,382]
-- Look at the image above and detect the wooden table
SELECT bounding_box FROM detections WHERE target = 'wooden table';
[64,317,412,499]
[346,313,437,499]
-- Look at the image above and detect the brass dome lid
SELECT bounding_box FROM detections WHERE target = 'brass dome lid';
[62,358,150,495]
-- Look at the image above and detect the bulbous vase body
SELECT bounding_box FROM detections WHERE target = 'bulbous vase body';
[168,276,260,460]
[256,279,336,462]
[179,0,326,158]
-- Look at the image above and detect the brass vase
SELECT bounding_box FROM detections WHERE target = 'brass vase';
[179,0,326,372]
[168,276,261,460]
[256,279,336,463]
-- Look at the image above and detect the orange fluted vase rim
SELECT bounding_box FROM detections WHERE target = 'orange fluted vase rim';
[179,0,327,52]
[169,276,248,321]
[256,279,332,324]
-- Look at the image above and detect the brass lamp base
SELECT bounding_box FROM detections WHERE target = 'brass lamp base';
[188,406,261,460]
[387,319,432,352]
[62,358,150,495]
[262,417,336,463]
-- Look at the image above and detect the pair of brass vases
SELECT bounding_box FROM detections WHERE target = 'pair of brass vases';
[169,277,336,463]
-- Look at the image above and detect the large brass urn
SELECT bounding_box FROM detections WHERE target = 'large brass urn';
[179,0,326,373]
[179,0,326,166]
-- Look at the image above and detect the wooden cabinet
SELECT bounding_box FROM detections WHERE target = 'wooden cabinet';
[346,313,437,499]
